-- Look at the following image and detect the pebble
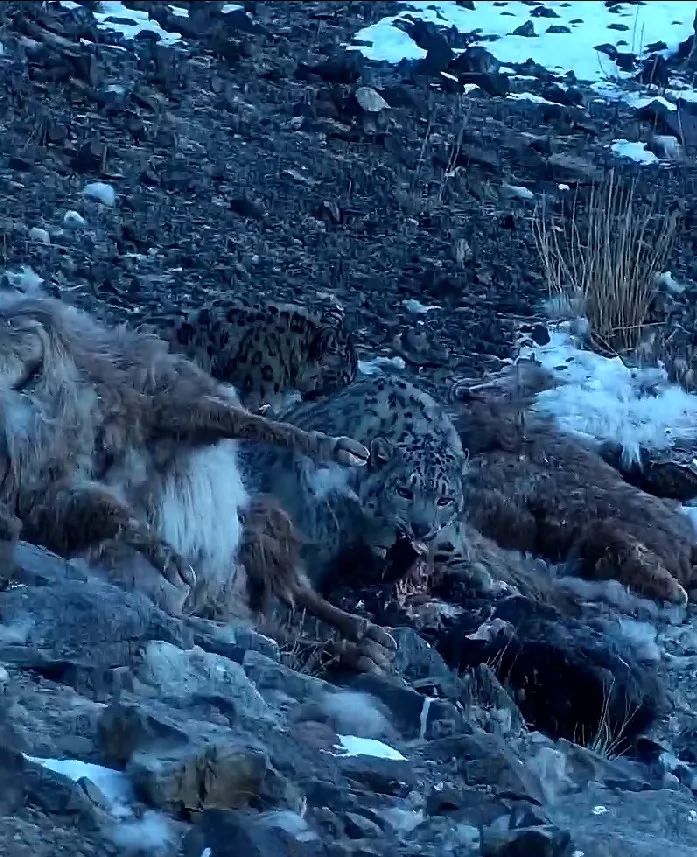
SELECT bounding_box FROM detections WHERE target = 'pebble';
[28,227,50,244]
[83,182,116,206]
[63,210,86,228]
[501,183,535,202]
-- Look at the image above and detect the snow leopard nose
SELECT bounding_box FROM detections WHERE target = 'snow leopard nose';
[411,521,433,540]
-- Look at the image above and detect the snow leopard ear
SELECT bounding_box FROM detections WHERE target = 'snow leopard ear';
[309,304,347,359]
[369,436,393,469]
[320,303,345,326]
[308,325,335,360]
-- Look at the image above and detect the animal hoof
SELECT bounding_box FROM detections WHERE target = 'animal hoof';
[671,582,689,607]
[149,541,196,588]
[182,563,197,589]
[333,436,370,467]
[164,556,196,588]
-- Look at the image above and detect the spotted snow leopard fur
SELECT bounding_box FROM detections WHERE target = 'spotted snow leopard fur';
[157,299,358,412]
[242,375,468,586]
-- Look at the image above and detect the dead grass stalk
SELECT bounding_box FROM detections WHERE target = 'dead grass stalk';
[533,170,678,354]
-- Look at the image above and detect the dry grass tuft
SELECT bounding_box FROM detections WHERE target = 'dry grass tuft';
[573,679,643,760]
[261,609,341,677]
[533,171,678,355]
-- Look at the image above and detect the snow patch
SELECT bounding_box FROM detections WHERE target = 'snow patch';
[83,181,116,206]
[593,85,679,111]
[655,270,685,295]
[403,298,441,314]
[93,2,182,46]
[418,696,433,740]
[2,265,44,294]
[520,325,697,465]
[358,355,406,376]
[24,756,134,816]
[507,91,557,106]
[334,735,406,761]
[351,16,427,64]
[26,754,175,851]
[610,139,659,165]
[350,2,697,89]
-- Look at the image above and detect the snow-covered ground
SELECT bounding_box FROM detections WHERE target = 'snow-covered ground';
[333,734,407,761]
[57,0,182,45]
[351,1,697,84]
[56,0,178,43]
[25,755,175,852]
[25,755,135,814]
[519,323,697,466]
[609,139,659,166]
[358,355,406,376]
[56,1,243,45]
[351,1,697,120]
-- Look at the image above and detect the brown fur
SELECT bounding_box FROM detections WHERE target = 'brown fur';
[238,494,396,672]
[0,291,396,670]
[432,519,578,612]
[454,398,693,605]
[239,494,304,613]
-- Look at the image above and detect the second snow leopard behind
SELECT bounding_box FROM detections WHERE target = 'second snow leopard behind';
[157,298,358,413]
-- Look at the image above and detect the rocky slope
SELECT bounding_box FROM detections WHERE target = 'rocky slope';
[3,2,697,856]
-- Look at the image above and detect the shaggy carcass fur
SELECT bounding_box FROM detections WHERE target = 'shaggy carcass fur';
[452,394,696,605]
[0,292,395,670]
[429,518,578,613]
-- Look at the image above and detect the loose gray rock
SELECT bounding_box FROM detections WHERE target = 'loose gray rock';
[355,86,390,113]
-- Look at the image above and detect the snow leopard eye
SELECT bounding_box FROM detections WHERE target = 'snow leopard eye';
[396,485,413,501]
[437,496,454,507]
